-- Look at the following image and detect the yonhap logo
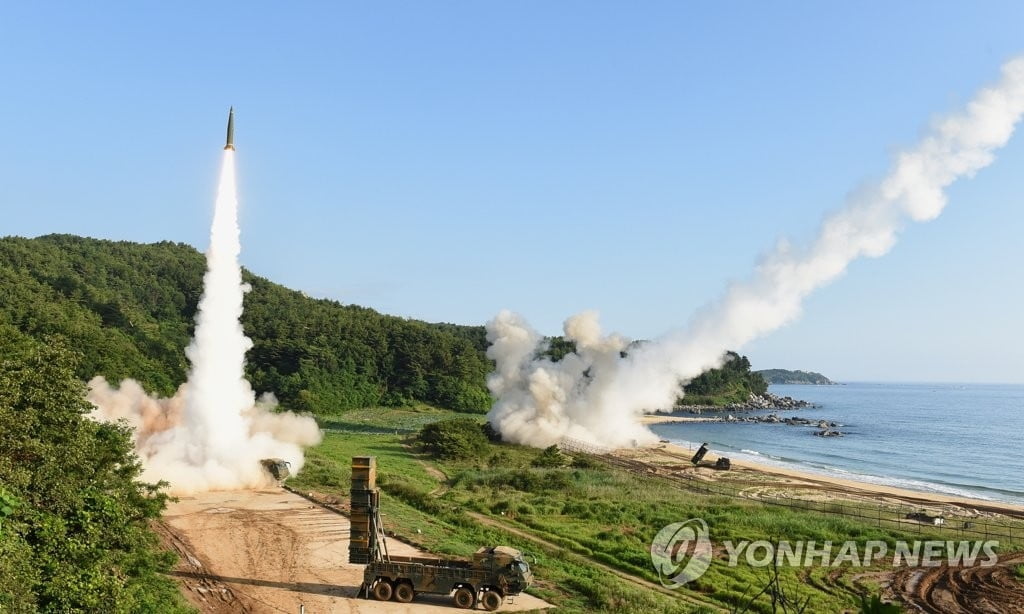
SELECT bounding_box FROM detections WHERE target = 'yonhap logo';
[650,519,998,590]
[650,518,713,587]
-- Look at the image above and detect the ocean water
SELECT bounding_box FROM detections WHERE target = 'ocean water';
[649,382,1024,504]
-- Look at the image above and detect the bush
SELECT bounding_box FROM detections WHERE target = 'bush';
[418,418,489,460]
[570,455,601,469]
[482,422,502,442]
[475,469,575,493]
[531,445,567,468]
[487,451,512,468]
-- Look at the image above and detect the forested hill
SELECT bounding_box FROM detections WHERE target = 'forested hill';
[0,234,491,414]
[0,234,771,414]
[756,369,836,385]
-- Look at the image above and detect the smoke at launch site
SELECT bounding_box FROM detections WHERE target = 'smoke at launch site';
[89,148,321,494]
[487,57,1024,449]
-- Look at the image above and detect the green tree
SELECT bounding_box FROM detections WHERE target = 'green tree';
[418,418,490,460]
[531,445,568,468]
[0,336,190,612]
[0,235,493,415]
[681,351,768,404]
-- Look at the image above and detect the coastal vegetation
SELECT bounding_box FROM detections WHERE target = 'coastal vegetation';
[680,352,769,405]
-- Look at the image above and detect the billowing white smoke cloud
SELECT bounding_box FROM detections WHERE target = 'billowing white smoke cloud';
[89,150,321,494]
[488,57,1024,449]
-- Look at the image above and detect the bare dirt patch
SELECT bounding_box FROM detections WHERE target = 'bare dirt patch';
[161,489,550,613]
[885,553,1024,613]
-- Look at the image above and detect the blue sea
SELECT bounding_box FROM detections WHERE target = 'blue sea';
[650,383,1024,504]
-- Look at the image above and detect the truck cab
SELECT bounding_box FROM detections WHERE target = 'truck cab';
[473,546,533,596]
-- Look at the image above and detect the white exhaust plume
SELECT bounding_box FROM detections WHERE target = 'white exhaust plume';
[488,57,1024,449]
[89,150,321,494]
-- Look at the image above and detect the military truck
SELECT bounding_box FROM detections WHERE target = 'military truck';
[361,546,532,610]
[349,457,532,610]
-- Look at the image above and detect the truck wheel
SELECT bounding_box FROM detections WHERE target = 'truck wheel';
[394,581,415,603]
[372,579,394,601]
[453,586,476,609]
[481,589,503,611]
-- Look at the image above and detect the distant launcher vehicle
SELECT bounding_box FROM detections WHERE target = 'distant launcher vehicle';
[349,456,533,610]
[691,443,731,470]
[260,458,291,481]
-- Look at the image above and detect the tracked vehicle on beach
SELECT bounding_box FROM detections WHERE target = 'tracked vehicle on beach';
[349,456,533,610]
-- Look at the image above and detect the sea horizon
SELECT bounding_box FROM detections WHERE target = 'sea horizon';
[782,379,1024,387]
[651,381,1024,504]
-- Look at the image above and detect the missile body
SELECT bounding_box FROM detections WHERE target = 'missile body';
[224,107,235,150]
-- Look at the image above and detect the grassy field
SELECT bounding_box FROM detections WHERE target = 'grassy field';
[289,408,961,613]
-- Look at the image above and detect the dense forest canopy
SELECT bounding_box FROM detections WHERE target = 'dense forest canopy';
[0,235,491,414]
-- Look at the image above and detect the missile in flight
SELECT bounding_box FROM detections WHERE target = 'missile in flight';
[224,107,235,151]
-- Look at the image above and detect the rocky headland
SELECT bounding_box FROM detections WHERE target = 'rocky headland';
[676,391,815,414]
[648,392,844,436]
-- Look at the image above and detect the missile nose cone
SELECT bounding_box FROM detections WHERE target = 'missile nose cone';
[224,107,235,150]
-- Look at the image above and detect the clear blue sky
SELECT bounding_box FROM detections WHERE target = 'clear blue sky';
[1,2,1022,383]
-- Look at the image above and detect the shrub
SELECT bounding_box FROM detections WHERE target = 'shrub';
[531,445,567,468]
[418,418,489,460]
[487,452,512,468]
[570,455,601,469]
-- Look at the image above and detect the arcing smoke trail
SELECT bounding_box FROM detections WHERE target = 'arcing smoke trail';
[90,149,321,494]
[487,57,1024,449]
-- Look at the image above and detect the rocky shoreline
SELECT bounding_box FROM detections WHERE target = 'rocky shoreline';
[727,413,845,437]
[653,392,844,437]
[674,392,817,414]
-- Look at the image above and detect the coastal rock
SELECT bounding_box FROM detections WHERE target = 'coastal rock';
[814,429,843,437]
[677,392,815,414]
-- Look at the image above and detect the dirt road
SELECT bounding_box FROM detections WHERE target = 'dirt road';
[160,489,550,613]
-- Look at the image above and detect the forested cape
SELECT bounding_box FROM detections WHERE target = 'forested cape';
[0,234,492,414]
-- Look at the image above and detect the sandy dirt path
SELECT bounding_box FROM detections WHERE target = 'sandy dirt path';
[161,489,550,613]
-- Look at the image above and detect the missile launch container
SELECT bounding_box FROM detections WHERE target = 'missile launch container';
[350,456,533,610]
[260,458,291,481]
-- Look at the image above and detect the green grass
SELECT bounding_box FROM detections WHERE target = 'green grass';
[314,404,465,433]
[1014,564,1024,581]
[288,408,991,613]
[290,428,704,612]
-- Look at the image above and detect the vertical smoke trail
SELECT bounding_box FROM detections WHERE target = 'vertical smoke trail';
[183,149,252,467]
[487,57,1024,449]
[89,149,321,494]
